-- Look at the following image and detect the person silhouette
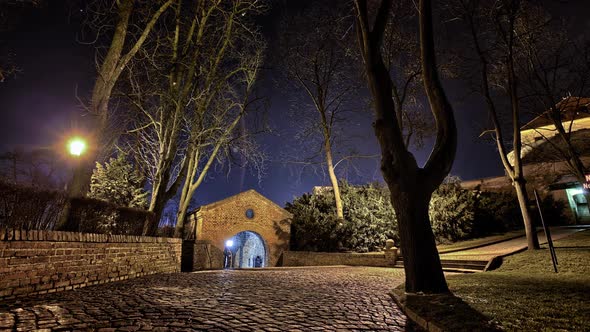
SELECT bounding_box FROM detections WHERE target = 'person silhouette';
[224,247,233,269]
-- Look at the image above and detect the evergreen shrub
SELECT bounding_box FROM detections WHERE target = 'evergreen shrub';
[287,178,564,251]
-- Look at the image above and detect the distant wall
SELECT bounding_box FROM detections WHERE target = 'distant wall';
[182,240,225,271]
[0,229,182,300]
[282,250,397,267]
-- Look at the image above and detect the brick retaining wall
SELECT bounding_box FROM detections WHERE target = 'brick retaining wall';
[0,229,182,300]
[282,250,397,267]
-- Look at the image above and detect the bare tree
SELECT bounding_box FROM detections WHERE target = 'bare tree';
[174,51,266,238]
[0,148,65,189]
[65,0,175,199]
[123,0,268,236]
[455,0,540,250]
[513,5,590,203]
[277,3,363,220]
[354,0,455,293]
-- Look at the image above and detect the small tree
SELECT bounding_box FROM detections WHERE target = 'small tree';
[88,153,148,209]
[513,5,590,204]
[277,2,362,220]
[0,148,65,189]
[455,0,540,250]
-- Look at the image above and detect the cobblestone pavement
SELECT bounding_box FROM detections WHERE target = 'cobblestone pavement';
[0,266,415,331]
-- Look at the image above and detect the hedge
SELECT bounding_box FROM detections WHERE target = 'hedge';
[0,180,154,236]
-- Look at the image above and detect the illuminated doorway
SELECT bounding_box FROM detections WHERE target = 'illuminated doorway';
[566,187,590,223]
[226,231,266,268]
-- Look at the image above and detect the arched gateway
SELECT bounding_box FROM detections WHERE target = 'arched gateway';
[182,190,292,271]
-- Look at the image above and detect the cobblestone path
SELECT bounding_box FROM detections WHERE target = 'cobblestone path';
[0,266,414,331]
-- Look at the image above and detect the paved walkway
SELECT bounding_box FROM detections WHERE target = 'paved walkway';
[440,226,585,261]
[0,267,413,331]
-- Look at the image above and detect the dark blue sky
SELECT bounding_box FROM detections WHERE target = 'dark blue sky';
[4,1,583,207]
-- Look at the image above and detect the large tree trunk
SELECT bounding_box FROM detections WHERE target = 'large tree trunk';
[513,178,540,250]
[65,0,134,200]
[354,0,454,294]
[144,190,168,236]
[174,154,195,238]
[391,184,448,293]
[175,197,191,238]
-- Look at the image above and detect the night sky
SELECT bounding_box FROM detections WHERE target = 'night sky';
[1,1,585,207]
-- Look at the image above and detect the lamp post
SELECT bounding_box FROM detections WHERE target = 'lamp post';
[63,136,88,192]
[56,136,89,231]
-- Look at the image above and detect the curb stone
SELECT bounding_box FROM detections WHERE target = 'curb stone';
[389,289,501,332]
[389,290,444,332]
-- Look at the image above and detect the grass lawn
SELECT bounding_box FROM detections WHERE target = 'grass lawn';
[446,229,590,331]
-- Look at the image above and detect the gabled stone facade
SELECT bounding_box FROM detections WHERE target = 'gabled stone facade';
[185,190,292,270]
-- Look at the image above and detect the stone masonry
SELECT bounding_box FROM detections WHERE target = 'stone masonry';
[282,249,398,267]
[0,229,182,300]
[186,190,292,269]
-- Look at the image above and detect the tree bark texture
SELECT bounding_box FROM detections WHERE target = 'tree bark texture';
[391,188,447,293]
[355,0,455,293]
[325,140,344,220]
[513,178,540,250]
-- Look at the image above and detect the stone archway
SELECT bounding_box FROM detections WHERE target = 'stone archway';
[184,190,292,270]
[226,231,267,268]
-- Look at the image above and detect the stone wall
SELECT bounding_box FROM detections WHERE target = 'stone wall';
[282,250,397,268]
[0,229,182,300]
[183,240,224,271]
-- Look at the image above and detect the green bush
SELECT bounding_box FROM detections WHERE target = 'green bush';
[340,182,397,252]
[287,178,559,251]
[286,192,344,252]
[429,178,477,242]
[0,180,164,236]
[287,181,397,252]
[472,190,522,236]
[88,153,148,209]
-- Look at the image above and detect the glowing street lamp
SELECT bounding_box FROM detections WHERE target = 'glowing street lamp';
[225,240,234,247]
[67,137,87,157]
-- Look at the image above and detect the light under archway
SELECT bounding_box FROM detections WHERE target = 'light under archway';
[226,231,266,268]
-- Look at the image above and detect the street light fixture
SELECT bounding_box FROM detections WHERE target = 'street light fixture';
[67,137,87,157]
